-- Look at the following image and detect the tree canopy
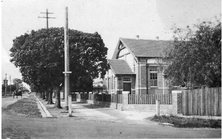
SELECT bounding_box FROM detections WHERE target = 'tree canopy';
[13,78,23,89]
[164,19,221,88]
[10,27,108,94]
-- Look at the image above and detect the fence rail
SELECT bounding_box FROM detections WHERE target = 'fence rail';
[128,94,172,105]
[87,93,123,104]
[111,94,122,103]
[181,87,221,116]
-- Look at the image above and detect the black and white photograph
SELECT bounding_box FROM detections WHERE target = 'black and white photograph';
[1,0,221,138]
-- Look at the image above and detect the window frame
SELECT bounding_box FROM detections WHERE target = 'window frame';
[149,66,158,87]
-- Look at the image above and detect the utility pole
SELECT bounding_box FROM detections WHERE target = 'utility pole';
[4,74,8,96]
[38,9,56,29]
[38,9,55,104]
[63,7,72,116]
[9,75,11,96]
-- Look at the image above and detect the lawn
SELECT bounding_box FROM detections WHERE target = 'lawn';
[2,95,41,139]
[151,115,221,128]
[3,95,42,118]
[2,126,31,139]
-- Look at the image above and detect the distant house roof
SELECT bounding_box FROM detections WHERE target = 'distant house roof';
[108,59,135,75]
[112,38,173,59]
[93,81,103,89]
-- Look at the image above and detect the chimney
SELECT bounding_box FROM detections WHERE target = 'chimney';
[136,35,140,39]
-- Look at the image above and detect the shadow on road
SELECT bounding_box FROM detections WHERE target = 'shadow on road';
[73,101,113,110]
[82,104,109,109]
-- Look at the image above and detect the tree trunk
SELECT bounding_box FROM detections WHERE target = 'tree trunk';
[45,90,48,101]
[42,91,46,99]
[63,88,65,100]
[39,91,42,98]
[87,91,89,100]
[47,88,54,104]
[54,86,62,108]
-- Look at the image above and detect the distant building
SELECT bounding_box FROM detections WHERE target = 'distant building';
[103,38,173,95]
[93,79,103,94]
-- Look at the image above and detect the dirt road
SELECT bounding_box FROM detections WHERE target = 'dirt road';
[2,96,221,139]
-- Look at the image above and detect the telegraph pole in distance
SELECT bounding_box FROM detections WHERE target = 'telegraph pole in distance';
[38,9,56,29]
[38,9,55,104]
[4,74,8,96]
[63,7,72,116]
[9,75,11,96]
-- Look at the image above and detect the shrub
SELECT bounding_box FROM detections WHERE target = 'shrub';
[151,115,221,128]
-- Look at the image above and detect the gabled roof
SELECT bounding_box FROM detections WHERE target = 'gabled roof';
[112,38,173,59]
[108,59,135,75]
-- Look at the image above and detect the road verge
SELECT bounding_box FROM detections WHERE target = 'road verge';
[34,95,53,118]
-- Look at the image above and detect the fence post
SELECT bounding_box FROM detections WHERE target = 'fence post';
[156,99,160,116]
[122,91,129,111]
[68,95,72,117]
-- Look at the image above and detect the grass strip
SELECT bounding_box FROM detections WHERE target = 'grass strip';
[4,95,42,118]
[151,115,221,128]
[2,126,31,139]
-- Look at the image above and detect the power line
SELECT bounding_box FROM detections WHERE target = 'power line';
[38,9,56,29]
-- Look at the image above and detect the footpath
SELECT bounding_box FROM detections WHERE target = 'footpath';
[35,96,156,123]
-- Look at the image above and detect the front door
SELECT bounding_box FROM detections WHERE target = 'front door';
[123,83,131,93]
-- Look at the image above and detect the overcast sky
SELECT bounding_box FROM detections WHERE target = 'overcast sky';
[1,0,221,82]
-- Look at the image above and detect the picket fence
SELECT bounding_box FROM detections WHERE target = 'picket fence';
[111,94,123,103]
[181,87,221,116]
[128,94,172,105]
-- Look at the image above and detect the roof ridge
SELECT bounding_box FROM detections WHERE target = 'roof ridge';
[120,37,172,42]
[108,59,125,61]
[117,38,173,58]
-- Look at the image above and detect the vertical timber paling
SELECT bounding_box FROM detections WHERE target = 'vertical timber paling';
[214,88,217,116]
[194,90,196,115]
[186,90,188,115]
[189,90,191,115]
[182,91,184,115]
[209,88,212,116]
[201,88,204,116]
[219,88,221,116]
[198,89,200,115]
[195,90,199,115]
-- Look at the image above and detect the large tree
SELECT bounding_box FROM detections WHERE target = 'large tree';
[164,19,221,88]
[10,27,108,107]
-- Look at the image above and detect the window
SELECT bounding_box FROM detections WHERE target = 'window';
[150,67,157,86]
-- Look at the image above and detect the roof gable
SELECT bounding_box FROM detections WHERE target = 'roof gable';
[108,59,134,75]
[112,38,173,59]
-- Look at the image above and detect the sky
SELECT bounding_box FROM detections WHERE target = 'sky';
[1,0,221,84]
